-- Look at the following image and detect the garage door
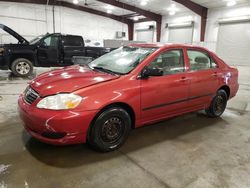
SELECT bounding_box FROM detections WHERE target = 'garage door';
[168,26,193,44]
[216,22,250,66]
[136,30,154,42]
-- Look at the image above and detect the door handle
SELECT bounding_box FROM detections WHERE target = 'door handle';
[212,72,218,77]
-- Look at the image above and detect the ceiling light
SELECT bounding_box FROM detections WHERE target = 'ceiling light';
[133,17,139,21]
[227,0,236,6]
[169,11,176,15]
[73,0,79,4]
[107,9,112,14]
[167,3,178,15]
[140,1,148,6]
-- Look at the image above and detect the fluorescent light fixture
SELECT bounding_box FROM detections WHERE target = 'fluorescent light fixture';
[140,1,148,6]
[73,0,79,4]
[133,17,139,21]
[107,9,112,14]
[227,0,236,6]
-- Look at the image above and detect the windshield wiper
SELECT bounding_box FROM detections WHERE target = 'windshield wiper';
[92,66,120,75]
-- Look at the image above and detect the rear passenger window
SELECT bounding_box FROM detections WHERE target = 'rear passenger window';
[187,50,218,71]
[62,36,83,47]
[148,49,185,75]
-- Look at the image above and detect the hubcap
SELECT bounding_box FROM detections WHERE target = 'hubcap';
[101,117,124,143]
[214,95,225,115]
[16,62,30,75]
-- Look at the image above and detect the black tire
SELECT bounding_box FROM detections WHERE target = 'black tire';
[205,89,228,118]
[11,58,33,77]
[88,107,131,152]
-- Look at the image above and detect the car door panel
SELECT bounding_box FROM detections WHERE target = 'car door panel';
[140,49,190,124]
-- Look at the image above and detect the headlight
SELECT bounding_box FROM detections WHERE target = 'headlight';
[37,94,82,110]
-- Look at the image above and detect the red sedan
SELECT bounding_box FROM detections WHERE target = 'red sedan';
[18,44,239,151]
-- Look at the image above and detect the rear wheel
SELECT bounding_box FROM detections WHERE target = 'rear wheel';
[88,107,131,152]
[205,89,228,118]
[11,58,33,77]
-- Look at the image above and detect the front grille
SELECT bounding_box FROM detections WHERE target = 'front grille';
[24,87,39,105]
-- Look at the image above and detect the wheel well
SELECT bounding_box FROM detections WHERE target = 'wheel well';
[10,55,34,67]
[86,102,136,142]
[219,85,230,99]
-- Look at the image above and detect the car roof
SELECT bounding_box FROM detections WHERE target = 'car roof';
[129,43,208,51]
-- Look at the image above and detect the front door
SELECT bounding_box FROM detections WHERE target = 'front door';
[140,49,189,124]
[37,35,60,67]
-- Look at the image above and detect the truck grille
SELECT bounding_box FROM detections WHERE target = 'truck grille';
[24,87,39,105]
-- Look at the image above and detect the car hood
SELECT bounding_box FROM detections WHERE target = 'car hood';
[0,24,29,44]
[30,65,120,97]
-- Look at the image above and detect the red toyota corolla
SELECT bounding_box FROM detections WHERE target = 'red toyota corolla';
[18,44,239,151]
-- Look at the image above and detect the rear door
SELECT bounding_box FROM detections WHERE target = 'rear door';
[37,34,60,67]
[140,48,189,123]
[62,35,85,66]
[185,48,221,108]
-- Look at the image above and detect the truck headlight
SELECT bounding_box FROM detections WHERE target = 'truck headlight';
[0,48,4,53]
[37,94,82,110]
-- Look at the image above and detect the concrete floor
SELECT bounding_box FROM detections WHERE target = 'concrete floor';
[0,67,250,188]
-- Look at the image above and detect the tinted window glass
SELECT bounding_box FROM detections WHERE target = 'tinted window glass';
[148,50,185,75]
[62,36,83,47]
[42,36,59,47]
[187,50,217,71]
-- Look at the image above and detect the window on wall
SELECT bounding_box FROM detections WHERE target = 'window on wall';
[187,50,217,71]
[148,49,185,75]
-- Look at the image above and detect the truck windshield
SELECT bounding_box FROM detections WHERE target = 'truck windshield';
[29,35,44,44]
[89,46,156,75]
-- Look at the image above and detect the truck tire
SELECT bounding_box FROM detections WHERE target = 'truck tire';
[11,58,33,77]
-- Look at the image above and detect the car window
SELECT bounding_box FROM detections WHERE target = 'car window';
[187,50,217,71]
[42,36,59,47]
[62,36,83,47]
[148,49,185,75]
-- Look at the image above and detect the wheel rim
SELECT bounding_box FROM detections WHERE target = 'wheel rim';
[16,62,30,75]
[214,95,226,115]
[100,117,124,144]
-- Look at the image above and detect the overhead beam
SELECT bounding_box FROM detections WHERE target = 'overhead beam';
[173,0,208,41]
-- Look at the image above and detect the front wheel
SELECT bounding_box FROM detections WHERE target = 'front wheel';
[205,89,228,118]
[11,58,33,77]
[88,107,131,152]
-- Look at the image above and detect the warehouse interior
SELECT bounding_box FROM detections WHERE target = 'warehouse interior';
[0,0,250,187]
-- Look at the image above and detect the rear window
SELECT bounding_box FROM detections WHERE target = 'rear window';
[62,36,83,47]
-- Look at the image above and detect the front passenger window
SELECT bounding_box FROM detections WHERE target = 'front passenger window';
[148,50,185,75]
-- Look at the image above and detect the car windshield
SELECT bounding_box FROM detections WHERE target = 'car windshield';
[29,35,44,44]
[88,46,156,75]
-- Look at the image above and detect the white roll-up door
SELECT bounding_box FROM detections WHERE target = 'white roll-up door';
[136,30,154,42]
[168,26,194,44]
[216,22,250,66]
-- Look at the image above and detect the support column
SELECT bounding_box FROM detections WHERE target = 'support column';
[156,17,162,42]
[200,8,207,42]
[128,22,134,41]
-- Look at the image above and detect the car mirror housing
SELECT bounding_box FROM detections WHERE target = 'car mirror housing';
[140,67,163,79]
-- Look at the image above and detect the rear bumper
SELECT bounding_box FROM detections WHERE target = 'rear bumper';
[18,95,98,145]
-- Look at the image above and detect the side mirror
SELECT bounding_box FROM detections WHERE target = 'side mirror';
[141,67,163,79]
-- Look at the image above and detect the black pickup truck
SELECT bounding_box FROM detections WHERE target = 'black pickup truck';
[0,24,112,76]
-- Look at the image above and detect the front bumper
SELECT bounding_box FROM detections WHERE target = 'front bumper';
[18,94,98,145]
[0,55,8,70]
